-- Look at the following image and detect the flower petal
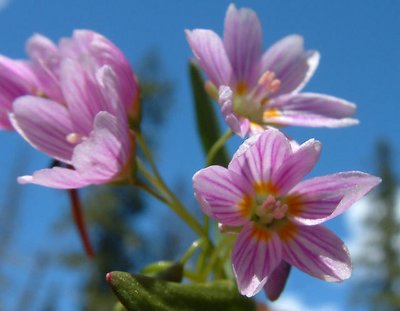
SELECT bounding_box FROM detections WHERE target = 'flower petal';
[11,96,74,162]
[218,85,248,137]
[261,35,319,96]
[18,167,90,189]
[232,223,282,297]
[223,4,262,84]
[60,30,138,113]
[266,93,359,128]
[193,165,252,226]
[72,111,131,184]
[185,29,232,86]
[60,59,114,134]
[272,138,321,196]
[0,56,38,129]
[287,172,381,225]
[280,224,351,282]
[229,129,292,187]
[26,34,63,102]
[263,260,291,301]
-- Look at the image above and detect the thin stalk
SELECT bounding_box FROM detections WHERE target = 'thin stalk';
[134,179,169,205]
[180,239,204,264]
[68,189,94,258]
[206,129,233,166]
[201,235,232,280]
[136,153,206,238]
[183,270,204,283]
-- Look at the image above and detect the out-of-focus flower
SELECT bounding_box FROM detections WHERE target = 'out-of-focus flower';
[11,65,134,189]
[0,30,139,130]
[186,4,358,137]
[59,30,140,118]
[193,129,380,297]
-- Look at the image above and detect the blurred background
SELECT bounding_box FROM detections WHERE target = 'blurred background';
[0,0,399,310]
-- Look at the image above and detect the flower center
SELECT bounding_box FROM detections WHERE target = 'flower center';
[233,71,281,123]
[252,194,288,226]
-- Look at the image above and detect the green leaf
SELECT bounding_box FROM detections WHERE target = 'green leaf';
[142,261,184,283]
[189,62,229,167]
[107,271,256,311]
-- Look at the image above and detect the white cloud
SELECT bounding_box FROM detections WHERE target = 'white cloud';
[271,294,340,311]
[0,0,10,11]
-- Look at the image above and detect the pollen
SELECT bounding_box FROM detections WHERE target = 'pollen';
[66,133,84,144]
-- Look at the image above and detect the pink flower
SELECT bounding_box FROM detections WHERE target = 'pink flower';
[0,30,138,130]
[186,4,358,137]
[193,129,380,297]
[11,64,134,189]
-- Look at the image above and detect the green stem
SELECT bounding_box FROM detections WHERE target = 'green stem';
[134,179,169,205]
[206,129,233,166]
[135,137,207,239]
[180,239,204,264]
[201,235,232,280]
[183,270,204,283]
[136,132,164,181]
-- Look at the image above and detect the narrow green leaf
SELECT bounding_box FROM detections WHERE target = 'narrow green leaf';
[142,261,184,283]
[189,62,229,166]
[107,271,256,311]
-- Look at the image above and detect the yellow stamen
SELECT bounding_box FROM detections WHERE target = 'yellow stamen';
[263,108,281,119]
[66,133,82,144]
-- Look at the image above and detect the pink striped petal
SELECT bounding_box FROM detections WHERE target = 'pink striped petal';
[185,29,233,86]
[272,138,321,196]
[223,4,262,85]
[61,59,115,135]
[261,35,319,96]
[193,166,252,226]
[280,224,351,282]
[11,96,74,162]
[18,167,90,189]
[0,56,39,129]
[266,93,359,128]
[72,111,131,183]
[60,30,138,114]
[229,128,292,187]
[218,85,248,137]
[287,172,381,225]
[232,223,282,297]
[26,34,63,102]
[26,34,59,71]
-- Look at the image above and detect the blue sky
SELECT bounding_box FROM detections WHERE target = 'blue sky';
[0,0,399,310]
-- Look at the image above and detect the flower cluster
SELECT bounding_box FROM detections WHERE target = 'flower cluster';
[189,4,380,298]
[0,2,381,306]
[0,30,138,188]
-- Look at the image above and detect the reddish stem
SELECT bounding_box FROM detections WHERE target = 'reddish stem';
[68,189,95,258]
